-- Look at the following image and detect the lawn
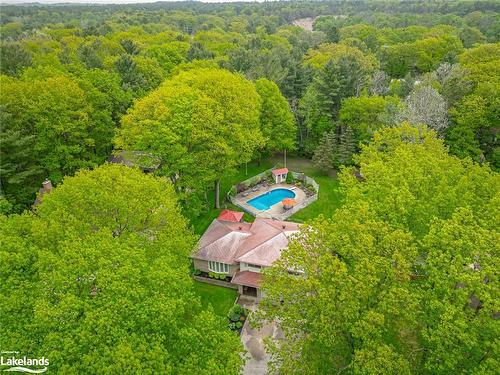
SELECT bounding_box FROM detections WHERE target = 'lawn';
[187,155,343,234]
[269,154,343,223]
[189,160,273,235]
[193,281,238,317]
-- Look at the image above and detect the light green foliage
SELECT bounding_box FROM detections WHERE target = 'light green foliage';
[304,43,379,73]
[446,44,500,169]
[0,164,244,374]
[419,208,499,374]
[115,68,263,210]
[344,124,497,237]
[259,124,499,374]
[259,209,419,373]
[459,43,500,85]
[255,78,297,153]
[0,74,116,209]
[380,35,464,78]
[339,95,402,143]
[0,4,498,372]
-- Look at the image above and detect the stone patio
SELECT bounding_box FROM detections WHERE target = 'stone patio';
[232,183,307,218]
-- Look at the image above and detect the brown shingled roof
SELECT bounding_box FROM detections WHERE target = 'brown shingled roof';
[231,271,262,288]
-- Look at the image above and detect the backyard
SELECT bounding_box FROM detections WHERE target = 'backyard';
[188,155,343,234]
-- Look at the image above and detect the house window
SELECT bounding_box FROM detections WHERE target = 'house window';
[208,261,229,274]
[247,263,262,272]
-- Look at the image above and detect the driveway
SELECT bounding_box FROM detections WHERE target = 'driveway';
[241,315,282,375]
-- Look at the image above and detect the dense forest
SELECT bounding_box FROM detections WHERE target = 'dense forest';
[0,1,499,374]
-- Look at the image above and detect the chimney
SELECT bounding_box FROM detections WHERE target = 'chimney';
[238,226,242,230]
[282,224,286,229]
[42,179,53,193]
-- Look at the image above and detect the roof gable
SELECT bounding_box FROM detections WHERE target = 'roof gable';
[218,209,244,222]
[193,217,299,266]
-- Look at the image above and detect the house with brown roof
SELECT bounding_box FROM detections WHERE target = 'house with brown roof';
[192,210,299,300]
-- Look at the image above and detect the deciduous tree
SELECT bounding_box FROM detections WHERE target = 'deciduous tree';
[115,68,263,210]
[0,164,244,374]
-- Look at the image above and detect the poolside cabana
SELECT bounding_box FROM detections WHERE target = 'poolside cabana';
[272,168,289,184]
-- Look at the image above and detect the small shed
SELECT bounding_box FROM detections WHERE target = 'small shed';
[272,168,289,184]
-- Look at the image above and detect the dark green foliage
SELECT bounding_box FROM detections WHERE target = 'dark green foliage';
[115,54,147,94]
[227,304,245,325]
[187,41,215,61]
[313,126,356,171]
[312,130,337,171]
[338,126,356,166]
[0,126,42,212]
[0,43,32,76]
[314,59,344,120]
[78,43,103,69]
[120,39,140,55]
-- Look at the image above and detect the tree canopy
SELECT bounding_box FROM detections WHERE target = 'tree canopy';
[258,124,499,374]
[0,164,244,374]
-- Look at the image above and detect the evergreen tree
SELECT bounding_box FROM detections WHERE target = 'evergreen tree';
[312,130,336,171]
[314,59,343,121]
[338,125,356,166]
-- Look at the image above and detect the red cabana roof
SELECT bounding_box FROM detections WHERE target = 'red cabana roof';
[217,209,244,222]
[272,168,289,175]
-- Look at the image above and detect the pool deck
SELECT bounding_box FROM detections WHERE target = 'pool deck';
[232,183,307,218]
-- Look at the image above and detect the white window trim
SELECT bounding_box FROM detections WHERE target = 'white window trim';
[208,261,229,274]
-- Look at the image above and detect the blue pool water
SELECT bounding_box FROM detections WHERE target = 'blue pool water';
[247,188,296,211]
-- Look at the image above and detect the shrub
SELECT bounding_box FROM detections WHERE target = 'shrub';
[235,321,243,329]
[228,304,244,322]
[228,310,240,322]
[194,269,202,276]
[286,173,294,184]
[208,272,215,278]
[236,183,246,193]
[228,322,236,330]
[232,304,244,315]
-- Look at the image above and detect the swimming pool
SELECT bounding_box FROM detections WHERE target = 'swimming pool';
[247,188,296,211]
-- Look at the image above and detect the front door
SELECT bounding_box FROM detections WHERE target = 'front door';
[243,286,257,297]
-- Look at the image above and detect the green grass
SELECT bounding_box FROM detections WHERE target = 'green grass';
[290,175,342,223]
[193,281,237,317]
[188,160,273,235]
[187,155,343,234]
[270,155,344,223]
